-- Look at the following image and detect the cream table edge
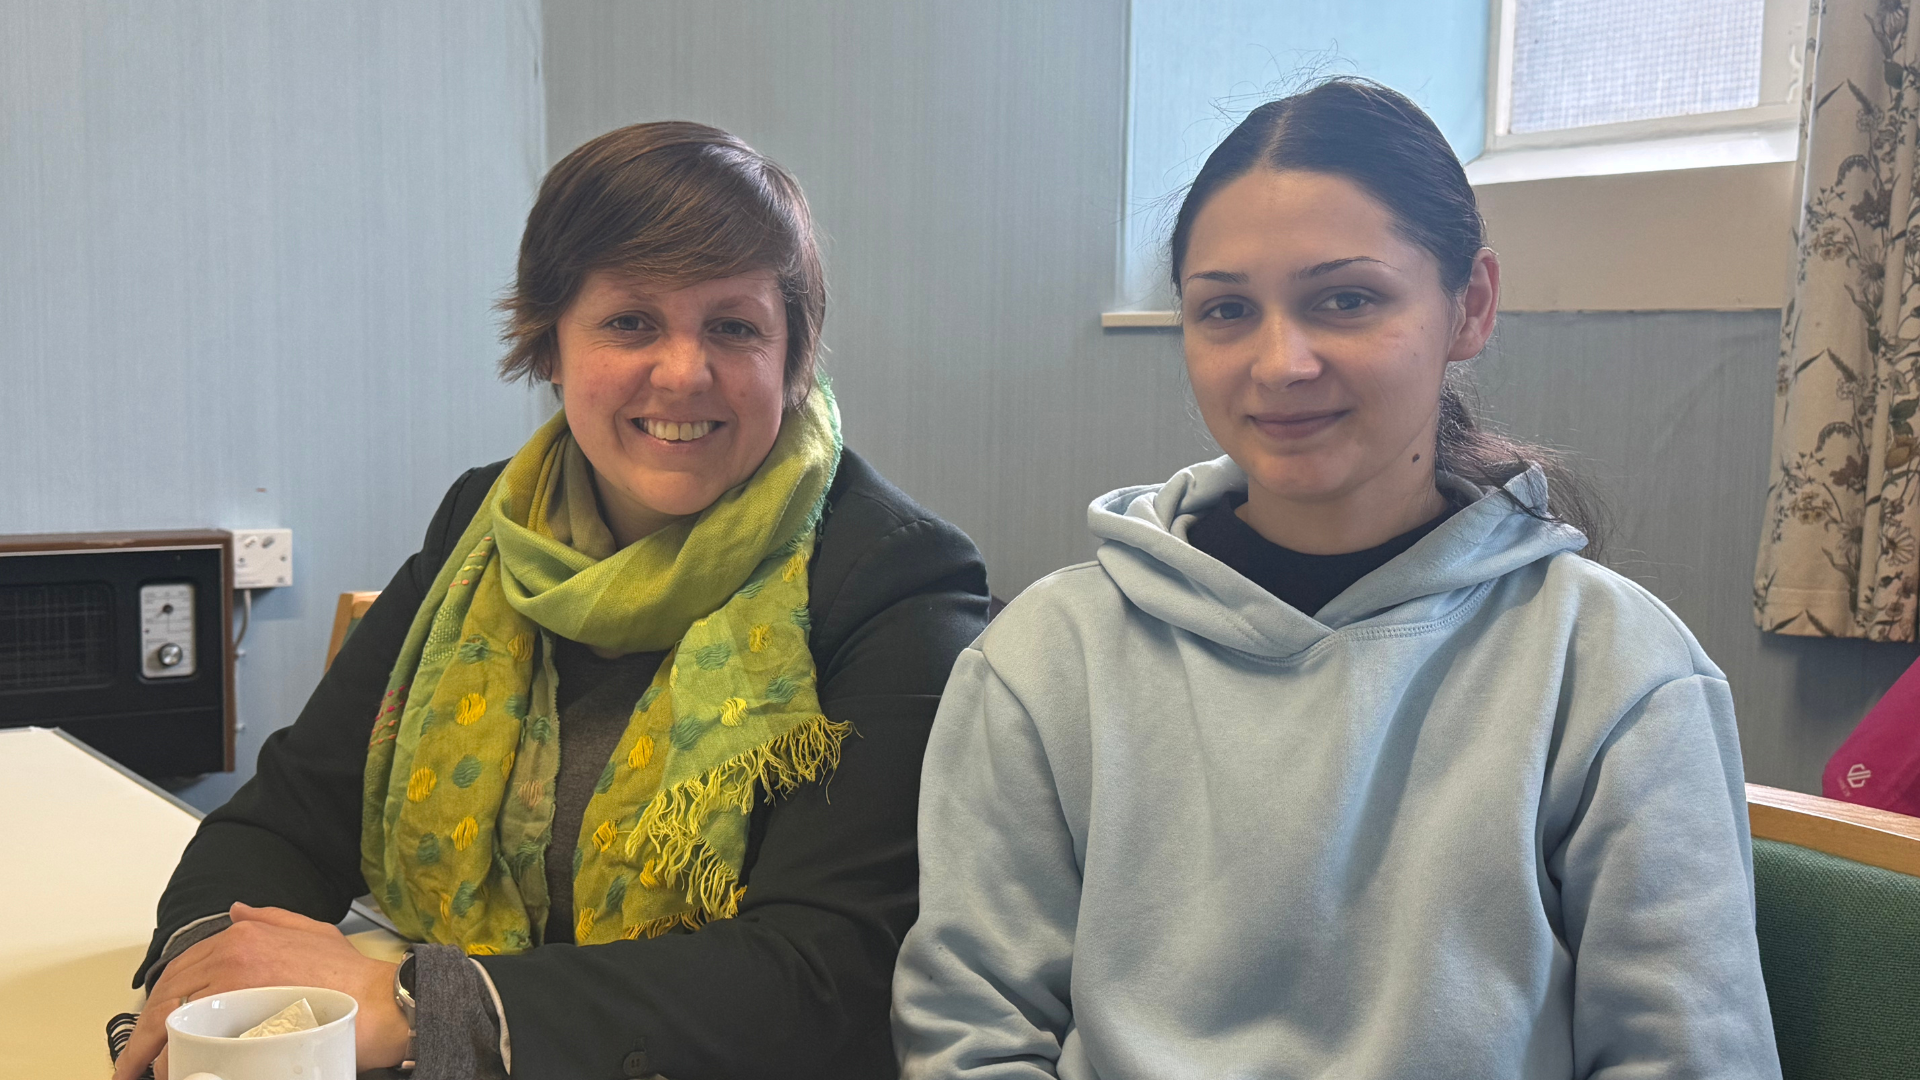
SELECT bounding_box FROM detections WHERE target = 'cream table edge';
[9,729,410,973]
[33,726,207,819]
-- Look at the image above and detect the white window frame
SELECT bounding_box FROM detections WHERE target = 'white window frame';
[1100,0,1812,324]
[1469,0,1808,184]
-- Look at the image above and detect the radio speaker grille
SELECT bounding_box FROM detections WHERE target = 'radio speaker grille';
[0,582,115,692]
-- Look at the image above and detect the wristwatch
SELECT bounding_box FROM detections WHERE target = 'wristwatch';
[393,950,418,1071]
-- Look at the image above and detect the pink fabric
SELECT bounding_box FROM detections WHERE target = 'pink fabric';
[1824,656,1920,815]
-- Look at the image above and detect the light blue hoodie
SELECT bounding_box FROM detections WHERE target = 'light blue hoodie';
[893,457,1779,1080]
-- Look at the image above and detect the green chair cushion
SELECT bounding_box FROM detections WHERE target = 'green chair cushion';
[1753,836,1920,1080]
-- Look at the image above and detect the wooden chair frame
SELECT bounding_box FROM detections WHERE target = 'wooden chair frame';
[325,591,381,671]
[1747,783,1920,877]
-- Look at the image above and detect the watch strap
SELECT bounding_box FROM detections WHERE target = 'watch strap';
[392,949,418,1071]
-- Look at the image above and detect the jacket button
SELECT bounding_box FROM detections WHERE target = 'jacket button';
[622,1049,652,1077]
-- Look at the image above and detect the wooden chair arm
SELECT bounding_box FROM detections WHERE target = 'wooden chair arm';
[1748,783,1920,878]
[325,591,381,671]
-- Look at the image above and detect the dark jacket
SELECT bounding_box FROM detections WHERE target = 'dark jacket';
[139,448,990,1079]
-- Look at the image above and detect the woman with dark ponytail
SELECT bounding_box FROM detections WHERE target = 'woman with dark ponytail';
[895,79,1779,1078]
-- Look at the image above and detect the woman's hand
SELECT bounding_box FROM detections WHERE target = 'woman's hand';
[110,902,410,1080]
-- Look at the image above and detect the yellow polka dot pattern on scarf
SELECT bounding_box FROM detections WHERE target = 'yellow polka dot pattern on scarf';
[360,387,846,955]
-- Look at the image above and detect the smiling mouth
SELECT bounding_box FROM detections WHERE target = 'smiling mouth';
[634,418,721,443]
[1251,410,1348,437]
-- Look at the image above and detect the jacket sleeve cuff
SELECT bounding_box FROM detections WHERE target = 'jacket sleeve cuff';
[409,943,509,1079]
[469,957,513,1073]
[143,912,233,994]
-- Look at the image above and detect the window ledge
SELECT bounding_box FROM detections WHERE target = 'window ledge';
[1103,131,1801,319]
[1100,310,1180,329]
[1474,158,1796,311]
[1465,125,1798,186]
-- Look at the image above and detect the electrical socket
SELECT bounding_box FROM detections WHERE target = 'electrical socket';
[231,528,294,589]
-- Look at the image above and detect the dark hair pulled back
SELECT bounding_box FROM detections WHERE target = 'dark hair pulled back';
[1169,77,1604,552]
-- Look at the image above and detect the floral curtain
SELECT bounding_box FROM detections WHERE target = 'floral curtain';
[1757,0,1920,640]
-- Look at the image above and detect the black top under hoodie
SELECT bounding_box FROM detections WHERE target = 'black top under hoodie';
[1187,492,1450,616]
[137,448,990,1080]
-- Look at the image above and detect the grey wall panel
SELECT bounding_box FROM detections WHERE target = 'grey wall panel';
[542,0,1220,597]
[1482,312,1917,793]
[1,1,550,808]
[541,1,1900,793]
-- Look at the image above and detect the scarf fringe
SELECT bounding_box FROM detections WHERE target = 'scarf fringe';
[622,911,704,940]
[622,713,852,916]
[637,843,748,933]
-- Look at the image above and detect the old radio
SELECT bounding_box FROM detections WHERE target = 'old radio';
[0,530,234,777]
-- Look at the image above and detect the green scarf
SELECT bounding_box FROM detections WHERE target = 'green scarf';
[361,386,845,953]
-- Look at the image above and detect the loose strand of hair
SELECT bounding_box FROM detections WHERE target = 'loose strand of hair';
[1435,372,1609,560]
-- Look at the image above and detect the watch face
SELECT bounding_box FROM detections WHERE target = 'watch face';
[398,954,418,996]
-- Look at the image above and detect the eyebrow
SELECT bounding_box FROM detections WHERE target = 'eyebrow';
[1296,256,1391,278]
[1185,269,1249,286]
[1182,256,1393,288]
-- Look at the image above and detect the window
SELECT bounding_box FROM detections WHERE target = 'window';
[1481,0,1806,160]
[1117,0,1489,312]
[1109,0,1805,320]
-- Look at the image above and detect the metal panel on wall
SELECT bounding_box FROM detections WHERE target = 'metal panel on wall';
[1483,311,1920,793]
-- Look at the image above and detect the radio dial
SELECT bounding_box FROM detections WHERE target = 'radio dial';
[140,583,197,679]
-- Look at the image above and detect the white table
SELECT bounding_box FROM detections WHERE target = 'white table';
[0,726,403,1075]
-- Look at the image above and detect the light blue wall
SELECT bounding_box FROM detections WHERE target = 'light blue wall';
[0,1,551,810]
[1122,0,1491,305]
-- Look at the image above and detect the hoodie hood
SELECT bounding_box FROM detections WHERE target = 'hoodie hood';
[1090,456,1587,659]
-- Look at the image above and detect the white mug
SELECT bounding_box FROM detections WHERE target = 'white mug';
[165,985,357,1080]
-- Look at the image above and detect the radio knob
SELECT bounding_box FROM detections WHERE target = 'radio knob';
[156,643,184,668]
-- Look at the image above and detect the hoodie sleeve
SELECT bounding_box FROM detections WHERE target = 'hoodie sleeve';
[1550,673,1782,1080]
[893,646,1082,1080]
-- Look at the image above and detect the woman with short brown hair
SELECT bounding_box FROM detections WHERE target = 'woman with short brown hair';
[115,122,988,1080]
